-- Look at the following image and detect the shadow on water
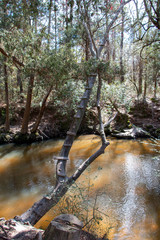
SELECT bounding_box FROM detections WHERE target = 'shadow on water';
[0,140,64,196]
[0,135,160,240]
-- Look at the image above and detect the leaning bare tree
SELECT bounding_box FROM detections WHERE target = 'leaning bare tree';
[19,0,131,226]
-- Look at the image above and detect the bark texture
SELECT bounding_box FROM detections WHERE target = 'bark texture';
[120,5,124,83]
[21,73,34,134]
[43,214,83,240]
[4,61,10,131]
[20,73,97,225]
[31,85,53,133]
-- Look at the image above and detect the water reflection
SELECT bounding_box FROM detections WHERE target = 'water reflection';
[0,136,159,240]
[114,152,160,240]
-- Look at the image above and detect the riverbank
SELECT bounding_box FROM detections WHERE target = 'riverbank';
[0,99,160,144]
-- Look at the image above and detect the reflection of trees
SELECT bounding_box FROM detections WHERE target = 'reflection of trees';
[136,139,160,155]
[0,144,17,158]
[0,143,58,196]
[69,138,102,171]
[144,188,160,240]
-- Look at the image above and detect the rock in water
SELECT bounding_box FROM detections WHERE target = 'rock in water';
[0,217,43,240]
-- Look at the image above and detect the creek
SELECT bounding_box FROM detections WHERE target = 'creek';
[0,135,160,239]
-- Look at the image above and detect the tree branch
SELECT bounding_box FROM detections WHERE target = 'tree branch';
[104,112,118,128]
[82,21,96,57]
[70,141,109,182]
[98,0,132,57]
[148,0,157,15]
[97,72,107,144]
[0,47,24,67]
[78,1,96,57]
[140,38,160,58]
[143,0,160,29]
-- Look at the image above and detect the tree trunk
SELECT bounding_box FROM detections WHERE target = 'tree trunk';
[153,73,157,99]
[112,30,116,62]
[105,32,110,63]
[105,32,111,84]
[48,0,52,45]
[4,61,10,131]
[2,4,10,131]
[85,35,90,61]
[132,56,136,83]
[65,0,69,29]
[17,69,23,95]
[22,0,30,31]
[20,73,110,226]
[69,0,74,26]
[138,57,143,96]
[20,73,97,225]
[54,2,57,51]
[34,17,37,33]
[21,73,34,134]
[143,75,147,103]
[31,85,53,133]
[120,5,124,83]
[153,59,158,99]
[55,74,97,184]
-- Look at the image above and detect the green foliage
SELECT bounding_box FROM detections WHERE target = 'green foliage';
[60,25,80,47]
[82,58,109,76]
[0,108,6,124]
[52,79,85,114]
[102,81,133,113]
[0,0,159,132]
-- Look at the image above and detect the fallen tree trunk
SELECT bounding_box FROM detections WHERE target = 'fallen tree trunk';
[20,73,99,225]
[19,73,110,226]
[111,125,151,139]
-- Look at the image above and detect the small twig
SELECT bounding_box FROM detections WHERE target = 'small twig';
[108,97,121,114]
[83,216,94,228]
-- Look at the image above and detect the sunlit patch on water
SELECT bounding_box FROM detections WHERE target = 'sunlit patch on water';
[114,153,160,240]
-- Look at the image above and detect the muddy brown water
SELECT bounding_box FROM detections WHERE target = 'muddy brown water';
[0,135,160,239]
